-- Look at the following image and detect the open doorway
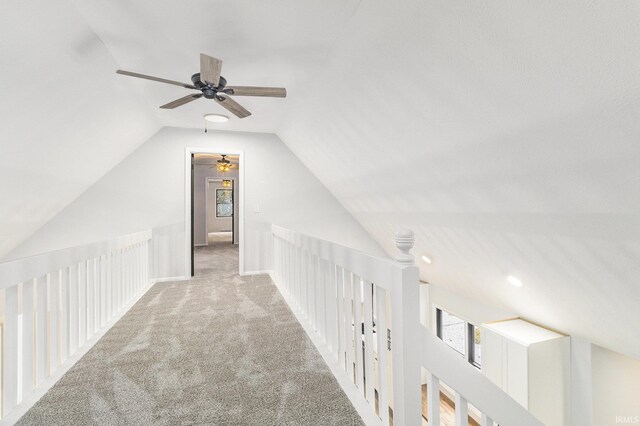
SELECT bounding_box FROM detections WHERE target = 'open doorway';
[205,177,234,245]
[185,149,244,277]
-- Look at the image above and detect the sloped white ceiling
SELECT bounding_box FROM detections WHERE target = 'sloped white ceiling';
[0,0,161,258]
[279,1,640,358]
[3,0,640,359]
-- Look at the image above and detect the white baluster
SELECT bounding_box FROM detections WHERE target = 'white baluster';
[49,270,60,372]
[375,285,389,425]
[330,263,340,356]
[353,274,364,392]
[344,271,354,381]
[481,412,494,426]
[100,255,106,328]
[106,253,113,319]
[35,275,48,385]
[309,254,317,330]
[455,392,468,426]
[78,261,86,346]
[86,259,94,340]
[301,249,308,318]
[318,258,326,341]
[363,279,375,407]
[427,372,440,425]
[69,264,79,354]
[22,279,35,396]
[336,266,345,367]
[60,267,70,362]
[3,284,19,413]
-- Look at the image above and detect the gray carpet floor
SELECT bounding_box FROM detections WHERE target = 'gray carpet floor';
[17,242,364,425]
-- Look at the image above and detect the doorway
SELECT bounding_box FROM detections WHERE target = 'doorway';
[205,177,234,245]
[185,148,244,277]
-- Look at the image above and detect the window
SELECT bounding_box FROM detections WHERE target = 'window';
[436,309,466,356]
[468,323,481,368]
[436,308,481,370]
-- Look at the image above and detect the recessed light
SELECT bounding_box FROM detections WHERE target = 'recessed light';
[204,113,229,123]
[421,255,432,264]
[507,275,523,287]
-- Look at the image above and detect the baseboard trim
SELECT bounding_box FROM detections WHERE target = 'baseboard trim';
[152,275,189,283]
[241,269,273,276]
[2,281,155,425]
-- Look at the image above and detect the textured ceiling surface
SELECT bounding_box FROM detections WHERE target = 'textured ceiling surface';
[279,1,640,358]
[3,0,640,358]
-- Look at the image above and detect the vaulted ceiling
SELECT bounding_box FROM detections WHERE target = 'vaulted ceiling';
[2,0,640,358]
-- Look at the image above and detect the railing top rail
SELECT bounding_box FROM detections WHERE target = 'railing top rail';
[272,225,406,290]
[0,230,151,289]
[420,326,544,426]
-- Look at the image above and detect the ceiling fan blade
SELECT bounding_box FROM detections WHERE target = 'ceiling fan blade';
[200,53,223,87]
[215,95,251,118]
[225,86,286,98]
[159,94,203,109]
[116,70,196,89]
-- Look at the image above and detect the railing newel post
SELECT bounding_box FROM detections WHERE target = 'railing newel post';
[391,228,422,425]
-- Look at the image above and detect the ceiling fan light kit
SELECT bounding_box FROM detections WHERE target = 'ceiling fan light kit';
[116,53,286,119]
[216,155,233,173]
[203,113,229,132]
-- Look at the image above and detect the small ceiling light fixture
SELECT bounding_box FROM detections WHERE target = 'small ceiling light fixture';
[222,179,232,188]
[507,275,523,288]
[204,113,229,123]
[216,155,233,173]
[421,255,432,264]
[203,113,229,132]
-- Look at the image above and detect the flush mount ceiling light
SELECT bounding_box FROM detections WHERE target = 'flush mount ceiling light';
[204,113,229,123]
[222,179,232,188]
[421,255,432,264]
[507,275,524,287]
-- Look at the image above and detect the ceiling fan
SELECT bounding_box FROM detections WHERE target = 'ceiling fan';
[216,155,233,172]
[116,53,286,118]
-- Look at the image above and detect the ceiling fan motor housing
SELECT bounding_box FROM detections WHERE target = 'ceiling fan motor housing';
[192,73,227,98]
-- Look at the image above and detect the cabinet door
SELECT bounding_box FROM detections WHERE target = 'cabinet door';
[480,328,502,387]
[506,340,528,409]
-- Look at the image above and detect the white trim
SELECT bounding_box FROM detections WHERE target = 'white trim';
[185,148,245,277]
[2,279,155,425]
[153,276,189,283]
[242,269,273,276]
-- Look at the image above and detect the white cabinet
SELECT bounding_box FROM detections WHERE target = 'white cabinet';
[481,319,570,426]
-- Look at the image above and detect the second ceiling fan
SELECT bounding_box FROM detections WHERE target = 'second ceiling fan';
[116,53,286,118]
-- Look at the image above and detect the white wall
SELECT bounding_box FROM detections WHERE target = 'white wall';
[592,345,640,425]
[0,0,160,259]
[6,127,385,277]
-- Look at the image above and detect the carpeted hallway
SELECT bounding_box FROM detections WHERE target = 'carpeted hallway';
[17,242,364,425]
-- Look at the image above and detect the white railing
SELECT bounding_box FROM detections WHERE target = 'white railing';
[272,225,543,426]
[0,230,152,422]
